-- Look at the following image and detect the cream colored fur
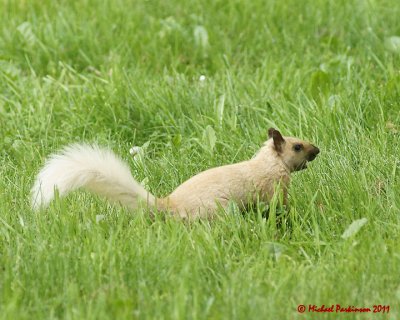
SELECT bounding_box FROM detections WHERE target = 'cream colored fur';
[31,144,155,210]
[31,129,319,218]
[162,141,290,218]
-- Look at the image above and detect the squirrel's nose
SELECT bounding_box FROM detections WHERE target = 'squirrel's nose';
[308,146,320,161]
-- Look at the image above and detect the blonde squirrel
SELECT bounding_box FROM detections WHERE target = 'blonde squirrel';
[31,128,319,218]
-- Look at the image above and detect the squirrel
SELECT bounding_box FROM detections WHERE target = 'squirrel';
[31,128,319,218]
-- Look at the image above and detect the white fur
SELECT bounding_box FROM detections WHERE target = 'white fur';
[31,144,155,210]
[31,131,319,218]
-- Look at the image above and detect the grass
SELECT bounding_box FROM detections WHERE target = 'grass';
[1,0,400,318]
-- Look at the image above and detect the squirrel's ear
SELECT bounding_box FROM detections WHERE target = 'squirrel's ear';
[268,128,285,152]
[268,128,276,139]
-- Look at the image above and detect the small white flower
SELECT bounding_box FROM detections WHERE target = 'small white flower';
[199,75,206,81]
[385,36,400,53]
[129,146,141,156]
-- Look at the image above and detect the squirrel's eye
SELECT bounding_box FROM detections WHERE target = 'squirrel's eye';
[293,144,302,152]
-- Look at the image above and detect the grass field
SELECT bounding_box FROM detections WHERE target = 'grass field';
[1,0,400,319]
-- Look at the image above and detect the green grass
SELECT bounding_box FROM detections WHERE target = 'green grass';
[1,0,400,318]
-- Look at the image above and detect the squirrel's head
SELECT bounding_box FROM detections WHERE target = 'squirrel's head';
[267,128,320,172]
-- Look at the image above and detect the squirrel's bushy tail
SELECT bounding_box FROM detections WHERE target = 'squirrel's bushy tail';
[31,144,156,210]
